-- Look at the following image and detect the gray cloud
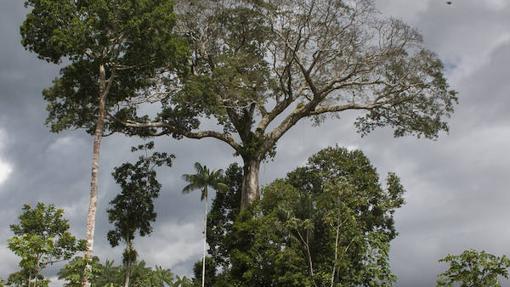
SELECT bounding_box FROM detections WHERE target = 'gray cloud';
[2,0,510,286]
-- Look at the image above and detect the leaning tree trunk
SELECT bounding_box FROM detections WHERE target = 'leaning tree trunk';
[240,158,261,210]
[82,64,107,287]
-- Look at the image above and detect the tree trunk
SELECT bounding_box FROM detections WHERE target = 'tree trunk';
[123,240,136,287]
[124,270,130,287]
[241,158,261,210]
[202,193,208,287]
[82,64,107,287]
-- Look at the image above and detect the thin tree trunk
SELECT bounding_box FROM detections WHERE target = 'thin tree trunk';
[124,240,133,287]
[305,232,317,287]
[331,223,340,287]
[240,159,261,210]
[124,267,131,287]
[202,193,208,287]
[295,229,317,286]
[82,64,107,287]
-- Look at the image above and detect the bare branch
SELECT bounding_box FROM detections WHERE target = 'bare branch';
[309,102,379,116]
[115,118,242,152]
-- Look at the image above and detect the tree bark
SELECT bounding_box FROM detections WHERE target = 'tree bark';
[241,158,261,210]
[123,266,131,287]
[123,244,132,287]
[82,64,107,287]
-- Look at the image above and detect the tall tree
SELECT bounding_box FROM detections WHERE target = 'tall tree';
[120,0,457,209]
[107,142,173,287]
[437,250,510,287]
[203,147,405,286]
[7,203,85,287]
[20,1,187,285]
[182,163,227,287]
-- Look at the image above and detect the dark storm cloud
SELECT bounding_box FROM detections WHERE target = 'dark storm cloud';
[373,1,510,286]
[2,0,510,286]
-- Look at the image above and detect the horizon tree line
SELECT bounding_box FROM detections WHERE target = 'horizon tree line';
[3,146,510,287]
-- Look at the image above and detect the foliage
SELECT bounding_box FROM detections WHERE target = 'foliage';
[6,203,85,287]
[437,249,510,287]
[59,258,192,287]
[20,0,188,134]
[206,163,243,271]
[58,257,105,287]
[204,147,405,286]
[192,257,217,287]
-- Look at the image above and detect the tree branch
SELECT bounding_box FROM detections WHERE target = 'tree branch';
[309,102,380,116]
[115,118,242,152]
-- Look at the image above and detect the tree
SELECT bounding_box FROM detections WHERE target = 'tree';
[182,163,227,287]
[6,203,85,287]
[20,1,188,284]
[107,142,174,287]
[437,250,510,287]
[120,0,457,209]
[204,147,405,286]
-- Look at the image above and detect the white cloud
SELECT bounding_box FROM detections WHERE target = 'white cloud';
[0,246,17,279]
[0,130,12,186]
[376,0,431,21]
[486,0,508,10]
[47,135,87,153]
[138,221,203,269]
[0,161,11,185]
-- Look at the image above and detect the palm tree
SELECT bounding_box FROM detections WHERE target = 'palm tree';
[182,163,227,287]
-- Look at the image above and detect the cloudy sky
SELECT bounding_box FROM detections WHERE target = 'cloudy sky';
[1,0,510,286]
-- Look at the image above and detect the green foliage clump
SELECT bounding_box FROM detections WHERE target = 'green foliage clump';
[437,249,510,287]
[6,203,85,287]
[59,257,191,287]
[204,147,405,286]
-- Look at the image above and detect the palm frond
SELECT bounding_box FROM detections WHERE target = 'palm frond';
[182,183,198,194]
[183,162,229,200]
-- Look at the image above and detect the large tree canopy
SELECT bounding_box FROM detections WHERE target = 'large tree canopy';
[120,0,457,208]
[204,147,405,286]
[21,0,188,134]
